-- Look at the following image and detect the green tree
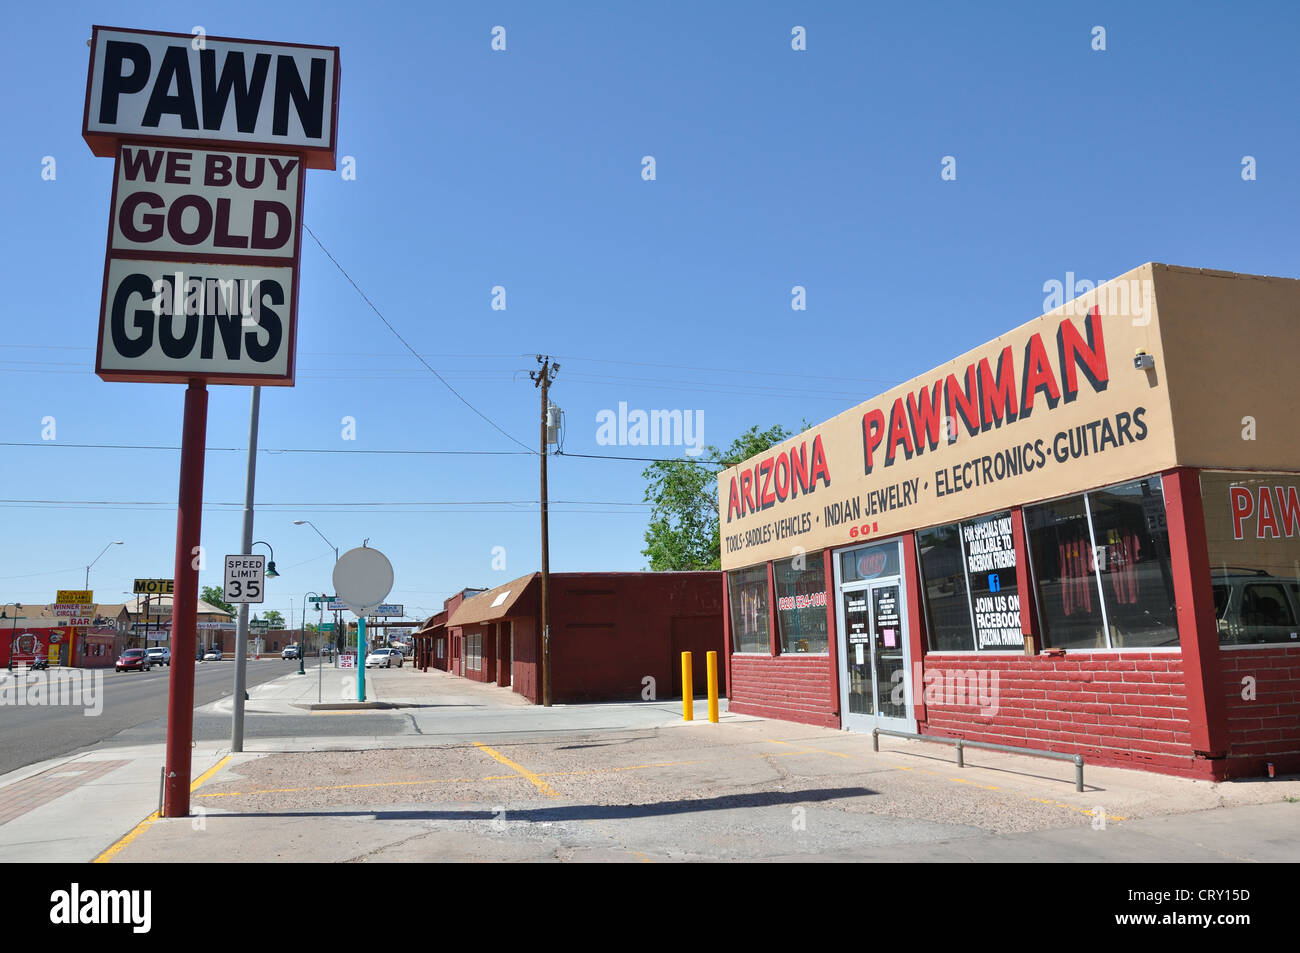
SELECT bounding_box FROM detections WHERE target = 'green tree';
[641,423,792,571]
[200,586,234,615]
[263,609,285,628]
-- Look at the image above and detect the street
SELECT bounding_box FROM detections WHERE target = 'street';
[0,660,293,776]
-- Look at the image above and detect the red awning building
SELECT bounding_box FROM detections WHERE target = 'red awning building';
[413,572,723,704]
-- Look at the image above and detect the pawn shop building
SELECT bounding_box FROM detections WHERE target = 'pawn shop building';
[718,264,1300,780]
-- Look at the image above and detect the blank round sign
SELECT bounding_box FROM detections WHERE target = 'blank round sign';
[332,546,394,616]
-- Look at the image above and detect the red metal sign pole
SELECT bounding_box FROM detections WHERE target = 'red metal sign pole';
[163,379,209,817]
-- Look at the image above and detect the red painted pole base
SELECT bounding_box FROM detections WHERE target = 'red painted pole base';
[163,380,208,817]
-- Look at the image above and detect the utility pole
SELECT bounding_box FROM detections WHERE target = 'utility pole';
[529,355,558,707]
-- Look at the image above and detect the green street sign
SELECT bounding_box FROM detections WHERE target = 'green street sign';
[320,623,335,632]
[309,595,335,604]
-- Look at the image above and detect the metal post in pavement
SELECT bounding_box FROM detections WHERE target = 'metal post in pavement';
[357,616,366,702]
[232,386,261,753]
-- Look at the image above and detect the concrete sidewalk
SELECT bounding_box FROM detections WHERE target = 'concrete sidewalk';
[2,663,1298,863]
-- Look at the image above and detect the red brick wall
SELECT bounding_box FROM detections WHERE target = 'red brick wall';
[549,573,723,704]
[1218,646,1300,776]
[919,652,1211,778]
[728,655,839,729]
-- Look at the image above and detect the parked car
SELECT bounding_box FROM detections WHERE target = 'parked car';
[1213,571,1300,645]
[146,647,171,667]
[282,644,300,660]
[203,649,223,661]
[116,648,152,672]
[365,648,403,668]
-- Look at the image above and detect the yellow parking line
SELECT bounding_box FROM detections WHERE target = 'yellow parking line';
[191,756,232,790]
[766,739,852,758]
[94,755,231,863]
[472,742,561,798]
[92,810,159,864]
[199,776,481,797]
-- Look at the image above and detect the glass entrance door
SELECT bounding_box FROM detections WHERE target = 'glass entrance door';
[842,588,874,717]
[835,540,914,733]
[870,584,908,722]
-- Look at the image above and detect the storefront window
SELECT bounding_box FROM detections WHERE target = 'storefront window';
[1025,495,1106,649]
[466,632,482,670]
[917,523,972,651]
[774,553,828,654]
[1086,479,1177,647]
[1025,476,1177,650]
[1201,471,1300,646]
[728,565,771,654]
[917,511,1022,652]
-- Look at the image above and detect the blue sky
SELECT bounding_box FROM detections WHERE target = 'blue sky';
[2,1,1297,625]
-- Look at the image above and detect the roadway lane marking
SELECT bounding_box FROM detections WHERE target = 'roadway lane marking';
[93,755,231,863]
[472,742,561,798]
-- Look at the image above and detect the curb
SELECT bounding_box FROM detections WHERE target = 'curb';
[296,702,397,711]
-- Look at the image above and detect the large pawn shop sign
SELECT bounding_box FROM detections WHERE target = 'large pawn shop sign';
[84,26,340,384]
[81,24,339,820]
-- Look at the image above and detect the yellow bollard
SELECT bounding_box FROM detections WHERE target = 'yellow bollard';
[707,651,719,723]
[681,651,694,721]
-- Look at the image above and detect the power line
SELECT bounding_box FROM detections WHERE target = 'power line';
[0,498,646,506]
[0,344,903,387]
[303,223,536,453]
[0,504,647,515]
[0,442,531,456]
[0,565,84,581]
[554,450,736,466]
[547,353,902,387]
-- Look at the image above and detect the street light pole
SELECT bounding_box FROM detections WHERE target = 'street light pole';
[300,591,319,675]
[85,540,123,589]
[293,518,341,670]
[232,386,261,753]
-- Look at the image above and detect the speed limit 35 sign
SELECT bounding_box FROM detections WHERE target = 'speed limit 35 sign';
[223,554,266,603]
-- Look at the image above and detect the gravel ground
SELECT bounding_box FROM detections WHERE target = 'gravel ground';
[195,722,1148,839]
[108,669,1300,862]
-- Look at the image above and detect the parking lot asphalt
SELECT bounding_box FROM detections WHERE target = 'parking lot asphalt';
[5,665,1299,863]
